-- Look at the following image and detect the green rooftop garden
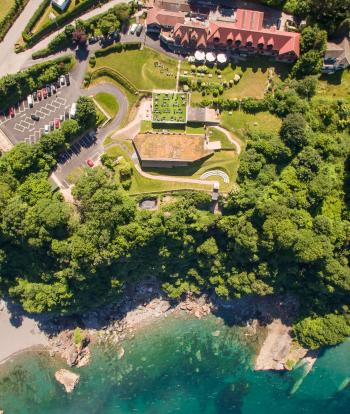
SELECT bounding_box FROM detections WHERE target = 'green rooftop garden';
[152,92,188,124]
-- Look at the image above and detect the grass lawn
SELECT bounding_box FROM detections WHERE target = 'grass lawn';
[0,0,14,20]
[66,166,86,185]
[90,76,139,129]
[96,106,108,126]
[105,145,217,194]
[221,110,282,140]
[152,92,187,123]
[32,0,78,34]
[144,149,238,192]
[316,69,350,100]
[208,127,236,150]
[183,56,290,103]
[95,47,177,91]
[94,92,119,119]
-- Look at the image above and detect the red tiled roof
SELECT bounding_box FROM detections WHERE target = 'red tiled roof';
[235,8,264,31]
[147,7,185,27]
[181,9,299,56]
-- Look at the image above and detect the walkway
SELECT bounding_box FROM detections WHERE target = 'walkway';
[213,125,242,155]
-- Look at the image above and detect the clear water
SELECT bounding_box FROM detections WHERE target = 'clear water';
[1,314,350,414]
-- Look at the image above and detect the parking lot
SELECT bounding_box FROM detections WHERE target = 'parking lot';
[0,78,74,145]
[53,131,103,187]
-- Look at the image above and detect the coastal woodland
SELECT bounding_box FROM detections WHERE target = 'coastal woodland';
[0,6,349,351]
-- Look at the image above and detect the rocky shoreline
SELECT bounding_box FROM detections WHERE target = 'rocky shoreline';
[40,282,314,384]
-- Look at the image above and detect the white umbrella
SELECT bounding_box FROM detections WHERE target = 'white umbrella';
[188,55,195,63]
[194,50,205,61]
[217,53,227,64]
[205,52,216,62]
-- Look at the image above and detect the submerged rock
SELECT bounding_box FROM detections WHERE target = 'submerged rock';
[55,369,80,393]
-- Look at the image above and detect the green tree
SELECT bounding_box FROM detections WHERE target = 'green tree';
[280,113,308,152]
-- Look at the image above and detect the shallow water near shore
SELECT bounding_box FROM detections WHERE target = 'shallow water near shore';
[1,314,350,413]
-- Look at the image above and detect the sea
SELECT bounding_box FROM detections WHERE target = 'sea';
[1,313,350,414]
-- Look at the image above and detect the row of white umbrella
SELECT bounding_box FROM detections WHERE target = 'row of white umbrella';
[190,51,228,64]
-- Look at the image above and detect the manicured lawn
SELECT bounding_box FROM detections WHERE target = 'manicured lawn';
[105,145,216,194]
[316,69,350,100]
[221,110,282,139]
[144,149,238,192]
[183,56,290,103]
[90,76,139,129]
[0,0,14,20]
[94,92,119,119]
[152,92,187,123]
[208,127,236,150]
[95,47,177,90]
[186,122,206,135]
[96,106,107,126]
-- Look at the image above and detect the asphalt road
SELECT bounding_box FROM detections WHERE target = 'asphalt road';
[53,81,128,186]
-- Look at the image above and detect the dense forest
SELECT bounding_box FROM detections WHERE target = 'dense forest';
[0,1,349,350]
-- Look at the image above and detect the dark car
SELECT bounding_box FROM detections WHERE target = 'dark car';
[65,73,70,86]
[52,84,56,94]
[55,80,61,89]
[135,24,143,36]
[46,84,51,97]
[50,121,54,131]
[33,91,37,101]
[31,114,40,121]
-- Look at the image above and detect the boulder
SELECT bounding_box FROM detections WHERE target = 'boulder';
[55,369,80,393]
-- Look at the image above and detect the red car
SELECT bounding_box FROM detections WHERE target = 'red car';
[54,118,60,129]
[8,106,15,117]
[37,90,42,100]
[42,88,47,99]
[86,159,94,168]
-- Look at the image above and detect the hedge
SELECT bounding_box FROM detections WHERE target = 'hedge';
[23,0,112,47]
[32,29,72,59]
[0,55,74,110]
[22,0,51,42]
[90,66,138,94]
[95,41,141,57]
[0,0,30,42]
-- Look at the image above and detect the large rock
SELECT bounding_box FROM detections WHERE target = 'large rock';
[55,369,80,393]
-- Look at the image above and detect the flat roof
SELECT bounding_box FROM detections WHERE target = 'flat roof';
[134,133,213,162]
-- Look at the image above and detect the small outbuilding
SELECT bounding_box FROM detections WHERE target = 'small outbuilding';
[52,0,71,12]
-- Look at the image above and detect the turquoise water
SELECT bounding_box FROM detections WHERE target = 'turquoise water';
[1,314,350,413]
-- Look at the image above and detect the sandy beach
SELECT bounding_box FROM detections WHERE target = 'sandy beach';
[0,300,48,364]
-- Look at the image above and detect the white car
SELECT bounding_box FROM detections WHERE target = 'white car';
[59,114,64,122]
[27,94,33,108]
[44,124,50,134]
[60,75,65,86]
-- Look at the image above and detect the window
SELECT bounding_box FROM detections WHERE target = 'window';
[235,40,241,47]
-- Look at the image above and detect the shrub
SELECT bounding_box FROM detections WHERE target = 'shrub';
[293,314,350,349]
[89,55,96,68]
[73,327,84,345]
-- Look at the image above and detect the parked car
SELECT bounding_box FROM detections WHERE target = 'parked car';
[65,73,70,86]
[54,118,60,129]
[52,84,56,94]
[50,121,54,131]
[37,90,42,100]
[31,114,40,121]
[46,84,51,97]
[55,80,61,89]
[27,94,33,108]
[86,159,94,167]
[42,88,47,99]
[59,114,65,122]
[135,24,143,36]
[70,102,77,119]
[33,91,37,101]
[65,111,69,119]
[88,36,98,44]
[60,75,65,86]
[44,124,50,134]
[8,106,15,117]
